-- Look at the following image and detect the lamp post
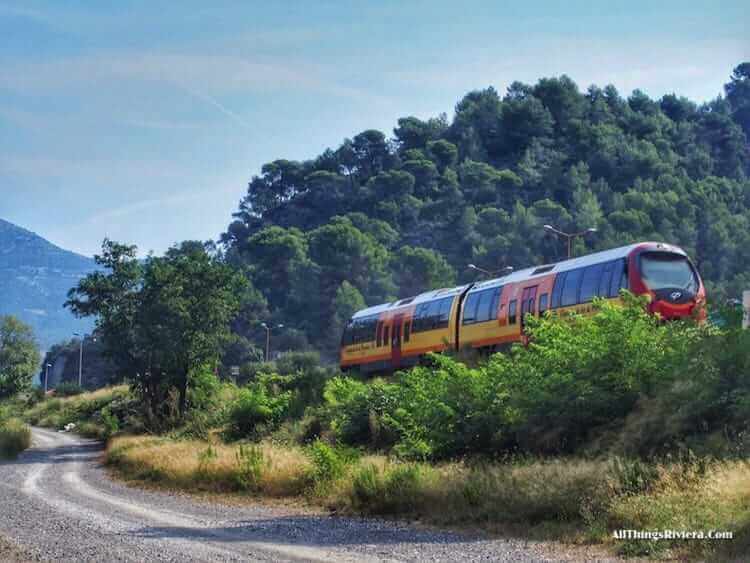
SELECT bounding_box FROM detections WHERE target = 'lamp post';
[543,225,597,259]
[467,264,514,278]
[44,363,52,394]
[260,323,284,362]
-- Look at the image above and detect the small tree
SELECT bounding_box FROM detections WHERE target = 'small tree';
[0,316,40,399]
[67,239,247,422]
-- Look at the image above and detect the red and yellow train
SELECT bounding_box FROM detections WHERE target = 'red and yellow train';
[340,242,705,373]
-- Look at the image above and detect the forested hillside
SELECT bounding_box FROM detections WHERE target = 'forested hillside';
[222,64,750,358]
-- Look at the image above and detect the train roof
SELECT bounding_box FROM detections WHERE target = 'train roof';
[468,241,687,292]
[350,242,687,320]
[351,284,469,320]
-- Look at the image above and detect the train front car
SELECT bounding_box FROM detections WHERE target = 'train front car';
[627,242,705,321]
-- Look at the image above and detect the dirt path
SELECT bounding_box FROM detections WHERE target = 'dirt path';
[0,428,617,562]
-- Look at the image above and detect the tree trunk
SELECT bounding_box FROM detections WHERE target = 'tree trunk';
[178,369,189,418]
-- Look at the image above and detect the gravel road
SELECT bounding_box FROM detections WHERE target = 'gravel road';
[0,428,618,562]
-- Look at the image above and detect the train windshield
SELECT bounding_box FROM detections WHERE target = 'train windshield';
[640,252,698,292]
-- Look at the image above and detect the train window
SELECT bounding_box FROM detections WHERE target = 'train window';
[599,261,614,297]
[508,300,518,324]
[412,303,427,332]
[383,325,390,346]
[539,293,549,314]
[561,268,583,306]
[376,322,382,347]
[342,321,353,346]
[551,272,567,309]
[580,263,605,303]
[609,259,626,298]
[476,290,494,322]
[489,286,503,320]
[404,321,411,342]
[426,299,442,329]
[438,297,453,328]
[462,292,480,325]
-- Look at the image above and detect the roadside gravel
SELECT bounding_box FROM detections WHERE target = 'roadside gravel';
[0,428,620,562]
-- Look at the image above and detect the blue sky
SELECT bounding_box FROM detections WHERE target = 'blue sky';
[1,1,747,256]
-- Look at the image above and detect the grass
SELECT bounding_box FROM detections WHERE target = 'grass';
[17,379,747,559]
[24,385,131,439]
[0,418,32,459]
[107,435,313,497]
[104,436,750,559]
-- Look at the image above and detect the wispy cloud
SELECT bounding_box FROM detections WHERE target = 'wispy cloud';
[177,84,250,129]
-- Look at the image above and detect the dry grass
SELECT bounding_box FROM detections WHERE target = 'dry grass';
[25,385,131,436]
[107,435,313,497]
[607,460,750,558]
[105,435,750,559]
[0,418,32,459]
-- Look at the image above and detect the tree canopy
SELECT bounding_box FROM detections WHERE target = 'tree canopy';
[67,240,248,421]
[219,64,749,358]
[0,315,40,399]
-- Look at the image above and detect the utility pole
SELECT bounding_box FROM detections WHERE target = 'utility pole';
[543,225,597,259]
[72,333,96,388]
[73,332,83,387]
[260,323,284,362]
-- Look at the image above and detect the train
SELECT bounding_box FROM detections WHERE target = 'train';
[340,242,705,373]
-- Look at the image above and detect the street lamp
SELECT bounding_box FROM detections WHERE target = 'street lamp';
[72,333,96,388]
[467,264,514,278]
[260,323,284,362]
[543,225,597,259]
[44,363,52,394]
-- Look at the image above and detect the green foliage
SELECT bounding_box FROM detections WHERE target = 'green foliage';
[222,65,750,357]
[307,440,346,493]
[55,382,84,397]
[0,315,40,399]
[321,298,749,460]
[234,444,267,491]
[67,239,248,423]
[349,463,426,514]
[0,418,32,458]
[25,386,136,438]
[100,406,120,438]
[227,384,291,439]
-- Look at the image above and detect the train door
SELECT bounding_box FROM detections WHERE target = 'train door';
[392,314,403,369]
[520,286,538,331]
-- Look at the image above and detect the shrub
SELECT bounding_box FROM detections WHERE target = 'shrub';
[234,444,267,491]
[100,406,120,438]
[349,462,426,514]
[307,440,346,493]
[321,296,716,460]
[0,418,32,458]
[55,382,84,397]
[227,384,291,439]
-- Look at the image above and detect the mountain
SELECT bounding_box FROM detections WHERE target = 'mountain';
[0,218,96,351]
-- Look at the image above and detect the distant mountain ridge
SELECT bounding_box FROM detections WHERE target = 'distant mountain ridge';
[0,218,96,351]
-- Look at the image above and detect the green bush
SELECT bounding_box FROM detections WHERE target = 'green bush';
[349,462,426,514]
[0,418,32,458]
[307,440,345,492]
[321,296,725,460]
[234,444,267,491]
[227,384,291,439]
[55,382,84,397]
